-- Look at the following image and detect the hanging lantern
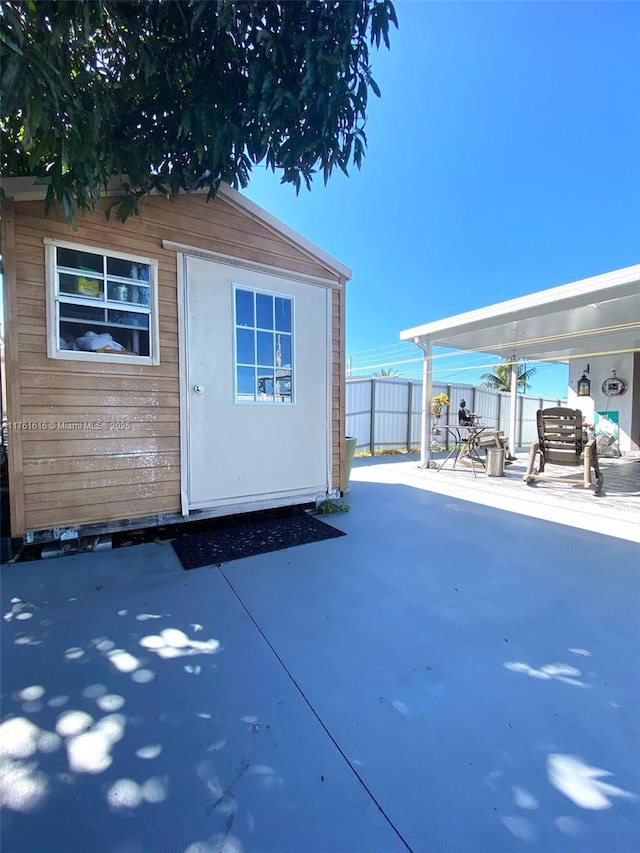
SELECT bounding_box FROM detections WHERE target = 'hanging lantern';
[577,366,591,397]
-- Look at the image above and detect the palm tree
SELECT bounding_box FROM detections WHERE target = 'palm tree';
[373,368,401,377]
[480,355,536,393]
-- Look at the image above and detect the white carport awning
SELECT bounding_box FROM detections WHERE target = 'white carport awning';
[400,264,640,362]
[400,264,640,468]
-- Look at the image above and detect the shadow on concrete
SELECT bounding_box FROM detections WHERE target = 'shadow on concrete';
[1,542,401,853]
[1,476,639,852]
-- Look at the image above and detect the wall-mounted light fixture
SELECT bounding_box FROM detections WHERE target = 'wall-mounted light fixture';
[577,364,591,397]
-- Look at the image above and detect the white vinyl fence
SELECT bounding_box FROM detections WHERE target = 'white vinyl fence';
[346,378,565,454]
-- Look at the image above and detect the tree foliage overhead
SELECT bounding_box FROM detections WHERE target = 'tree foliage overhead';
[1,0,397,222]
[480,354,537,393]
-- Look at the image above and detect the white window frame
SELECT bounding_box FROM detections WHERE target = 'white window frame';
[232,283,295,406]
[44,238,160,365]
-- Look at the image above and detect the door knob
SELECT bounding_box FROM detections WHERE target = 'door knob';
[194,384,205,394]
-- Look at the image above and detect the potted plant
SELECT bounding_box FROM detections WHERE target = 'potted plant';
[344,435,358,491]
[430,392,449,438]
[430,393,450,419]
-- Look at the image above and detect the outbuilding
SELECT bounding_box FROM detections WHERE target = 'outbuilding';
[1,179,350,544]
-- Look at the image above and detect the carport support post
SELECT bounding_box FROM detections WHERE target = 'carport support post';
[417,338,433,467]
[509,360,518,455]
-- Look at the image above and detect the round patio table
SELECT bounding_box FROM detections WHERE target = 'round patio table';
[437,424,488,477]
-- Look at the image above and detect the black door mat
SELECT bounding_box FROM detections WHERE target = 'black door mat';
[171,513,346,571]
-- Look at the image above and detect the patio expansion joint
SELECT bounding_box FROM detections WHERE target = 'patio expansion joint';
[216,563,414,853]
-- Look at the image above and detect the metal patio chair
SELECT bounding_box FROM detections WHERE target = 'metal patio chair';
[524,407,604,494]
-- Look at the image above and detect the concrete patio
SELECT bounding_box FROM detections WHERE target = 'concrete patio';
[1,458,639,852]
[355,452,640,544]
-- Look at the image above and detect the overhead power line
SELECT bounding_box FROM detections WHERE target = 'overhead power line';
[349,320,639,372]
[348,342,416,358]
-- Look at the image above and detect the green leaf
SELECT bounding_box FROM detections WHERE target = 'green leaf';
[1,0,397,222]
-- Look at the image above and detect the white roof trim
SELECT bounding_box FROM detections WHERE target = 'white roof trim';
[400,264,640,342]
[162,239,341,288]
[217,184,351,280]
[0,176,352,281]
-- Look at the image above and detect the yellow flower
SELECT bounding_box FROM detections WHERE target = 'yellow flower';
[430,392,450,417]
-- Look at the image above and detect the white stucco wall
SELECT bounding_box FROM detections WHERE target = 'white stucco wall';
[568,353,634,453]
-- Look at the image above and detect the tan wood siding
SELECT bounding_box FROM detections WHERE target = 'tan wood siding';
[2,199,26,533]
[23,451,180,478]
[24,464,179,493]
[7,191,345,536]
[26,496,180,531]
[331,284,347,491]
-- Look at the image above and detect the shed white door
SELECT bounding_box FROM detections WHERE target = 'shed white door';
[185,256,330,510]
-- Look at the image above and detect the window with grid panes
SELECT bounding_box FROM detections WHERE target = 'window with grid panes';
[45,240,159,364]
[234,286,294,404]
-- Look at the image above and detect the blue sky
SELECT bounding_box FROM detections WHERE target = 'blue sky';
[243,0,639,397]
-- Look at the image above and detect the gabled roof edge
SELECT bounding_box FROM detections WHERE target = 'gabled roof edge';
[0,176,352,281]
[218,184,352,281]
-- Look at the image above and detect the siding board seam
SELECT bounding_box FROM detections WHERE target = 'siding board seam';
[2,198,26,534]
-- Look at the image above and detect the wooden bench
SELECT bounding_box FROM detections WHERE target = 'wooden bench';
[473,430,516,461]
